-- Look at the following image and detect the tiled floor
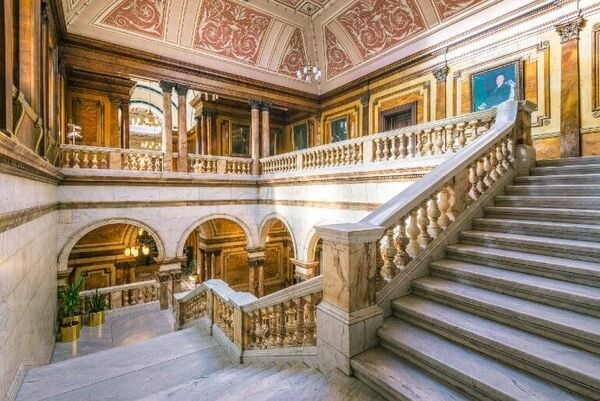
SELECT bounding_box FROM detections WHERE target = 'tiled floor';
[51,302,175,363]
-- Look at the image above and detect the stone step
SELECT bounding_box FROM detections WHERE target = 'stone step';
[391,297,600,399]
[430,259,600,318]
[494,195,600,209]
[411,276,600,354]
[514,173,600,185]
[377,317,585,401]
[530,164,600,176]
[459,230,600,263]
[484,206,600,225]
[351,347,471,401]
[472,218,600,242]
[505,184,600,196]
[445,244,600,287]
[536,156,600,167]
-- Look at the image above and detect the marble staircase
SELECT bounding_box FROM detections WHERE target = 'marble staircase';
[352,156,600,400]
[15,326,382,401]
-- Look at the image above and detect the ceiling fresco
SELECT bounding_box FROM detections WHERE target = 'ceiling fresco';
[62,0,537,93]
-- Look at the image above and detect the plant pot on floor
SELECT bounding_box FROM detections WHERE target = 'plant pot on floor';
[88,311,105,327]
[60,321,81,342]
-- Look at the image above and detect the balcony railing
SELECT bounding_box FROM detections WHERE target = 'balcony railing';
[60,145,164,172]
[188,154,253,175]
[79,280,160,314]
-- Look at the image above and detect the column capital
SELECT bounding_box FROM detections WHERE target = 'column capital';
[556,16,585,43]
[249,99,262,110]
[261,102,271,112]
[248,257,265,269]
[359,93,370,107]
[176,84,190,97]
[109,96,122,106]
[433,65,449,83]
[159,81,175,92]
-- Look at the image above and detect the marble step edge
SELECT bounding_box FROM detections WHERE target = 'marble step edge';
[495,195,600,207]
[483,206,600,223]
[429,260,600,318]
[471,218,600,241]
[392,299,600,399]
[350,347,471,401]
[505,185,600,195]
[514,174,600,184]
[536,157,600,167]
[445,244,600,286]
[530,165,600,176]
[410,279,600,354]
[459,230,600,263]
[377,319,583,401]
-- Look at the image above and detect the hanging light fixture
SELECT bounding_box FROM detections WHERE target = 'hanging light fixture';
[124,228,153,258]
[296,63,321,82]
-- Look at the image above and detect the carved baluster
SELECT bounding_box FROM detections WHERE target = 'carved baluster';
[495,142,506,175]
[437,186,450,231]
[122,154,130,170]
[427,193,442,238]
[406,209,421,258]
[388,137,396,160]
[394,219,410,268]
[483,153,494,188]
[418,201,432,247]
[381,228,397,281]
[285,300,296,347]
[502,137,512,169]
[445,124,456,153]
[73,150,81,168]
[434,127,444,155]
[374,138,383,161]
[468,163,481,202]
[416,131,424,156]
[123,289,129,306]
[408,133,416,158]
[295,298,305,346]
[81,151,89,168]
[100,153,108,169]
[425,129,434,156]
[467,120,478,144]
[62,150,71,168]
[269,306,279,347]
[304,295,317,346]
[489,146,500,181]
[476,158,487,194]
[400,134,408,159]
[456,122,467,149]
[247,311,257,349]
[278,303,286,347]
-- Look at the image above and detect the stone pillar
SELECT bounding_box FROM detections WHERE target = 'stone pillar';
[176,85,189,172]
[157,271,171,310]
[206,111,215,155]
[360,94,369,136]
[159,81,174,171]
[197,249,205,283]
[433,66,449,121]
[250,100,261,174]
[247,248,265,296]
[171,270,182,305]
[121,100,130,149]
[556,17,584,158]
[261,102,271,157]
[314,111,322,146]
[514,101,538,176]
[314,223,385,375]
[109,97,121,148]
[195,114,202,154]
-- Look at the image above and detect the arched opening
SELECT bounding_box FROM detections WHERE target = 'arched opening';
[305,233,323,279]
[67,223,160,290]
[262,218,295,293]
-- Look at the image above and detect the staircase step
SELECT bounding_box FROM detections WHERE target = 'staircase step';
[472,218,600,242]
[445,244,600,287]
[495,195,600,209]
[391,297,600,399]
[536,156,600,167]
[377,317,585,401]
[505,184,600,196]
[530,164,600,176]
[514,173,600,185]
[459,230,600,263]
[351,347,471,401]
[430,259,600,317]
[411,276,600,354]
[484,206,600,225]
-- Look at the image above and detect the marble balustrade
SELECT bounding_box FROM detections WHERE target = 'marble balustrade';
[60,145,164,172]
[188,154,253,175]
[79,280,160,314]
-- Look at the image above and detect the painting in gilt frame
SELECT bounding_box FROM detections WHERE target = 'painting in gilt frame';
[472,61,522,112]
[293,122,308,151]
[330,116,348,143]
[230,122,250,156]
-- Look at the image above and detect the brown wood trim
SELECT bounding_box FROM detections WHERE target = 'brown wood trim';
[0,134,63,184]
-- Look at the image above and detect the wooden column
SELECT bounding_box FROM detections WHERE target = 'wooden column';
[194,114,202,154]
[109,97,121,148]
[261,102,271,157]
[360,94,369,136]
[250,100,261,174]
[433,66,449,121]
[314,111,322,146]
[159,81,174,171]
[556,17,584,158]
[121,100,130,149]
[176,84,189,172]
[206,111,215,155]
[0,0,14,134]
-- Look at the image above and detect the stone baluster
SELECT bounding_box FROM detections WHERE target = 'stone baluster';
[393,219,410,268]
[445,124,456,153]
[295,298,305,346]
[427,193,442,239]
[285,300,296,347]
[468,162,481,202]
[381,228,397,281]
[277,303,286,347]
[425,129,434,155]
[81,152,89,168]
[483,153,494,188]
[457,122,467,149]
[476,158,487,194]
[62,150,71,168]
[73,151,80,168]
[406,209,421,258]
[304,295,317,346]
[417,201,432,247]
[434,126,444,155]
[91,153,99,169]
[437,186,451,230]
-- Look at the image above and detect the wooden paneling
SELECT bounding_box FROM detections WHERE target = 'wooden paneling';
[68,93,107,146]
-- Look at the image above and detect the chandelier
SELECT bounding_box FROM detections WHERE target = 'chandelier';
[296,63,321,82]
[124,228,152,257]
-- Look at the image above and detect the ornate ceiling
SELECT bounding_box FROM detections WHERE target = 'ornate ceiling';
[62,0,539,94]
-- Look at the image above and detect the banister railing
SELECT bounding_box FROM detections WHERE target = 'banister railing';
[188,154,253,175]
[79,280,160,314]
[259,109,496,174]
[60,144,164,172]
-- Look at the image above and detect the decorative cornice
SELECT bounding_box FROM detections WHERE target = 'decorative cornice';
[555,16,585,43]
[433,66,449,83]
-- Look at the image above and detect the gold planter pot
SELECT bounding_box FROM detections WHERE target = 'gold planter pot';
[62,315,81,335]
[88,311,105,327]
[60,322,81,343]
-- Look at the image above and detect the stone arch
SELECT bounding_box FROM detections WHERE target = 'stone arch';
[302,219,343,262]
[58,218,166,274]
[258,213,298,257]
[176,214,257,258]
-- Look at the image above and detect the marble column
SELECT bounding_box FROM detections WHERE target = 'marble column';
[314,223,385,375]
[210,252,216,279]
[159,81,174,171]
[261,102,271,157]
[195,114,202,154]
[197,249,205,283]
[314,111,322,146]
[250,100,261,174]
[206,111,215,155]
[121,100,130,149]
[247,248,265,296]
[556,17,584,158]
[433,66,449,121]
[176,85,189,172]
[360,94,369,136]
[109,97,121,148]
[157,271,171,310]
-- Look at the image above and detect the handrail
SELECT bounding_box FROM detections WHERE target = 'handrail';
[239,275,322,313]
[79,280,160,313]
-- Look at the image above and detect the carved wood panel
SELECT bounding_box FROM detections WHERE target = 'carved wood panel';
[71,97,105,146]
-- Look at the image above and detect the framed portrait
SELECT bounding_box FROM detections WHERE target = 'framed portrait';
[293,122,308,151]
[471,61,522,112]
[230,122,250,156]
[330,117,348,143]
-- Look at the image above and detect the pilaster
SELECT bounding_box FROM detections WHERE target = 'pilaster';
[176,85,189,172]
[159,81,174,171]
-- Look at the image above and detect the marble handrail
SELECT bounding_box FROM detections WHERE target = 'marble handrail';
[259,108,496,174]
[79,279,160,313]
[188,154,253,175]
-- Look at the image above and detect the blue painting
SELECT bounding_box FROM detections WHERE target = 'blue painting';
[293,123,308,151]
[472,62,520,111]
[331,117,348,143]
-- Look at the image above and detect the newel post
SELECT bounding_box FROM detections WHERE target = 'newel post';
[513,101,537,176]
[315,222,385,375]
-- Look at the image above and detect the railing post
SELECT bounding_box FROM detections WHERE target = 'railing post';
[362,140,373,163]
[296,153,303,171]
[314,222,385,375]
[513,100,537,176]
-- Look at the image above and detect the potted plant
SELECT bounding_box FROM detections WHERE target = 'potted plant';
[59,275,84,342]
[88,289,107,327]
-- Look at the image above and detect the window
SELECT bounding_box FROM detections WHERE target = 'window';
[330,117,348,143]
[380,102,417,132]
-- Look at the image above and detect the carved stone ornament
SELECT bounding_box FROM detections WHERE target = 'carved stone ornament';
[433,66,449,83]
[556,17,584,43]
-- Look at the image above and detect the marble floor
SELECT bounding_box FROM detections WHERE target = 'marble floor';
[51,302,175,363]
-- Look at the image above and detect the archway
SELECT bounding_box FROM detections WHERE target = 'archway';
[66,223,160,290]
[261,217,296,293]
[306,232,323,279]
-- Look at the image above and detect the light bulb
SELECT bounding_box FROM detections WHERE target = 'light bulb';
[124,248,131,257]
[131,247,139,257]
[142,245,150,256]
[138,228,144,236]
